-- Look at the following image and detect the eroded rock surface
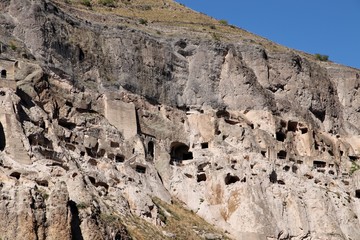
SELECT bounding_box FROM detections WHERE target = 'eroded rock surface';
[1,0,360,239]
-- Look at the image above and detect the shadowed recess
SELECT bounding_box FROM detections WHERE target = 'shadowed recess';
[0,121,6,151]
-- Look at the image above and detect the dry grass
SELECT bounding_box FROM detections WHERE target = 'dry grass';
[122,197,230,240]
[51,0,340,65]
[55,0,288,51]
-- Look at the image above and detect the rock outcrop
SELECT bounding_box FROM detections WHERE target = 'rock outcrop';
[1,0,360,239]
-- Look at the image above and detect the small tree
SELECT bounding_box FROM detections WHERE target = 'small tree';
[139,18,148,25]
[218,19,228,25]
[98,0,116,7]
[9,41,17,51]
[81,0,91,7]
[315,53,329,62]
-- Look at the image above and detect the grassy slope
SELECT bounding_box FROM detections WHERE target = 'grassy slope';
[124,198,231,240]
[56,0,290,52]
[56,0,341,65]
[98,197,231,239]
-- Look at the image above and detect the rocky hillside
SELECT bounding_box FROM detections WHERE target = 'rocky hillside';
[1,0,360,239]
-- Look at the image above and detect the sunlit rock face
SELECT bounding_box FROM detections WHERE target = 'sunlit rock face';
[1,0,360,239]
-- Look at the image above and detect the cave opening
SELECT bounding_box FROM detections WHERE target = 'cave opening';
[201,142,209,149]
[287,121,298,132]
[197,173,207,182]
[115,154,125,163]
[10,172,21,180]
[349,155,359,161]
[1,70,6,78]
[276,131,286,142]
[269,170,277,183]
[300,127,308,134]
[148,141,154,159]
[170,142,193,164]
[224,173,240,185]
[313,160,326,168]
[355,190,360,199]
[135,165,146,174]
[0,121,5,151]
[277,150,287,160]
[283,165,290,172]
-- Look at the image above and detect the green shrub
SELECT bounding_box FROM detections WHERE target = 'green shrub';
[9,41,17,51]
[139,18,148,25]
[81,0,91,7]
[315,53,329,61]
[218,19,228,25]
[350,162,360,175]
[36,188,49,200]
[98,0,115,7]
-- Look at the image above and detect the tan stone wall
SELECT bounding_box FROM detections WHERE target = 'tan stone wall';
[0,59,16,90]
[0,114,31,164]
[0,59,16,80]
[104,98,137,140]
[0,79,16,89]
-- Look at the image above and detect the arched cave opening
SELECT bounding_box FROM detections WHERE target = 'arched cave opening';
[170,142,193,164]
[1,69,6,78]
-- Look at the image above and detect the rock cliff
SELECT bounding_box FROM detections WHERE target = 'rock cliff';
[1,0,360,239]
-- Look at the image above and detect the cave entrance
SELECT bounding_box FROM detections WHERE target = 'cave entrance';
[148,141,154,160]
[225,173,240,185]
[201,142,209,149]
[287,121,298,132]
[313,160,326,168]
[276,131,286,142]
[135,165,146,174]
[1,70,6,78]
[277,150,287,160]
[170,142,193,164]
[356,190,360,199]
[0,121,5,151]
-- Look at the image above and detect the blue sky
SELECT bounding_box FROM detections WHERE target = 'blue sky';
[175,0,360,69]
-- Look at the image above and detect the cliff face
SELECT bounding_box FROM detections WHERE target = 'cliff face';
[1,0,360,239]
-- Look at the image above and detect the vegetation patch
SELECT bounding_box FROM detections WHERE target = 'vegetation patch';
[35,188,49,200]
[350,161,360,175]
[139,18,148,25]
[9,41,17,51]
[218,19,228,25]
[81,0,92,7]
[98,0,116,7]
[315,53,329,61]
